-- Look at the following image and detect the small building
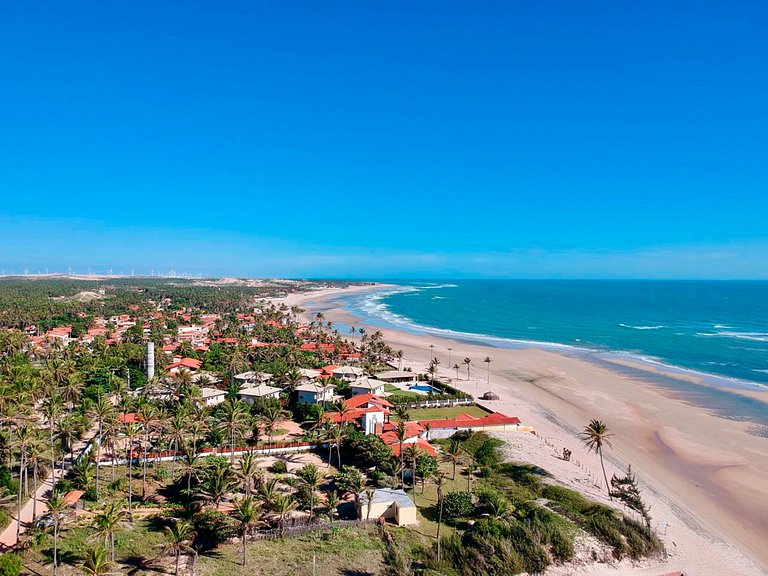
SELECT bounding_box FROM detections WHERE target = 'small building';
[298,368,322,380]
[375,370,417,384]
[234,371,274,386]
[332,366,366,381]
[200,387,227,407]
[238,385,282,405]
[480,391,500,400]
[164,357,203,375]
[417,412,522,439]
[350,377,387,396]
[295,382,335,405]
[357,488,417,525]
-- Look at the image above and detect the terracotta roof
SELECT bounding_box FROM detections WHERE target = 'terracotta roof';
[389,438,437,458]
[63,490,84,506]
[118,413,138,424]
[345,394,394,409]
[417,412,521,429]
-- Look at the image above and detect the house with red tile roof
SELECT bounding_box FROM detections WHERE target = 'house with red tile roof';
[417,412,523,439]
[164,357,203,374]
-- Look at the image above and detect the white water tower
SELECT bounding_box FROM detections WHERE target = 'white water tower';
[146,342,155,379]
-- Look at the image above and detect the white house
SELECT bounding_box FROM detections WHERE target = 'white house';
[375,370,417,384]
[332,366,365,381]
[200,387,226,407]
[237,385,282,405]
[298,368,322,380]
[350,377,387,397]
[295,382,335,404]
[234,371,273,387]
[357,488,417,525]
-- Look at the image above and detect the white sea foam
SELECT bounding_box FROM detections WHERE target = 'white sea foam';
[619,323,665,330]
[696,331,768,343]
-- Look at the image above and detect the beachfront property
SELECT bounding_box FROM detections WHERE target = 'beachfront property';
[237,384,282,405]
[375,370,418,383]
[324,394,393,434]
[357,488,418,525]
[418,412,524,439]
[295,381,335,404]
[349,377,387,396]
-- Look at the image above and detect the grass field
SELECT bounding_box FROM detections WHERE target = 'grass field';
[384,383,419,398]
[197,526,384,576]
[405,405,489,421]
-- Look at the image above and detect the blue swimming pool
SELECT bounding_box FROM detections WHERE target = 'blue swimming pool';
[410,384,440,394]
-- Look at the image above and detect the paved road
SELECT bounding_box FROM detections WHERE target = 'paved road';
[0,424,99,550]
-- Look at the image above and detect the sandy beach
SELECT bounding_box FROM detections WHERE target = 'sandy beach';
[277,285,768,576]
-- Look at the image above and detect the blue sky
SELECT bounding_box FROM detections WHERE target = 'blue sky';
[1,2,767,279]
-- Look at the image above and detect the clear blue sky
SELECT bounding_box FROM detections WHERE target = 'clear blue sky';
[2,2,767,279]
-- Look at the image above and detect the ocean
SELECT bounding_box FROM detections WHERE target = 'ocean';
[337,280,768,427]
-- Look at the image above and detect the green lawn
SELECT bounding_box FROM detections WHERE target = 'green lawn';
[197,526,384,576]
[384,383,419,398]
[406,405,489,421]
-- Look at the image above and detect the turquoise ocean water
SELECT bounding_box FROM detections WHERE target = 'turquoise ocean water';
[336,280,768,429]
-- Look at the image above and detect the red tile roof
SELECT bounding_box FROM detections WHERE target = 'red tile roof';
[345,394,394,410]
[389,438,437,458]
[417,412,521,430]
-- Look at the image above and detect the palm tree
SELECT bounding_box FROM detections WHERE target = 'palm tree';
[12,422,34,546]
[81,545,113,576]
[123,423,140,515]
[137,403,157,500]
[92,500,126,561]
[42,393,64,476]
[218,399,250,462]
[364,487,375,520]
[443,438,463,480]
[47,492,69,576]
[453,363,460,379]
[326,424,346,469]
[237,450,259,496]
[88,395,114,500]
[426,363,438,386]
[393,405,410,423]
[158,520,197,576]
[432,472,448,561]
[194,461,238,509]
[232,496,262,566]
[395,421,407,488]
[580,419,614,499]
[296,463,324,522]
[271,493,298,536]
[325,489,339,524]
[462,358,472,380]
[178,451,205,502]
[483,356,492,385]
[258,404,289,447]
[395,350,404,371]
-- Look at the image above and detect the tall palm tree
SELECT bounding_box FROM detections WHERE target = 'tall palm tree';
[395,421,407,488]
[92,500,126,561]
[158,520,196,576]
[393,405,410,423]
[296,463,324,522]
[137,403,157,500]
[237,450,259,496]
[395,350,404,371]
[432,472,448,561]
[194,462,238,509]
[81,545,113,576]
[178,451,207,507]
[453,363,460,379]
[47,492,69,576]
[483,356,492,385]
[12,422,34,546]
[88,395,114,500]
[42,393,64,476]
[443,438,463,480]
[462,358,472,380]
[218,399,251,462]
[258,404,289,447]
[580,419,614,499]
[232,496,262,566]
[122,423,140,515]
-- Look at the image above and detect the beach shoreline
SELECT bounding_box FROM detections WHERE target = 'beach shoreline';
[277,285,768,576]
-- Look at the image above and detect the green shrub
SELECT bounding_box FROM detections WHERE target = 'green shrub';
[442,491,474,520]
[0,507,10,531]
[0,553,23,576]
[269,460,287,474]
